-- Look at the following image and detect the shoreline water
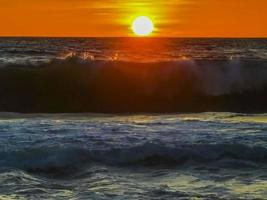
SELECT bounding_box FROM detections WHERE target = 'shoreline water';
[0,112,267,199]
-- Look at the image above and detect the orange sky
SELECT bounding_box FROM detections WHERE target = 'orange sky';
[1,0,267,37]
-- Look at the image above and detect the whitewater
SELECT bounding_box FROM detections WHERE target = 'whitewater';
[0,113,267,199]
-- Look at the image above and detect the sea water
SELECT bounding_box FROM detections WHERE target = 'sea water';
[0,113,267,199]
[0,38,267,199]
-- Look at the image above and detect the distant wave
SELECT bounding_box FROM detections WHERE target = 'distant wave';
[1,143,267,175]
[0,56,267,113]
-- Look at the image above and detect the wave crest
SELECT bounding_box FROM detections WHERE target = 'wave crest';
[0,57,267,113]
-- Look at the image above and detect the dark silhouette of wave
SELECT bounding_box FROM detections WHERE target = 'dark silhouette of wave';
[0,57,267,113]
[1,143,266,175]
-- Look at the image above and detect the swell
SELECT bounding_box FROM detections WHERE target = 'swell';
[1,143,267,175]
[0,57,267,113]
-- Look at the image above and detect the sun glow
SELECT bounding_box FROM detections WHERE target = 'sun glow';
[132,16,154,36]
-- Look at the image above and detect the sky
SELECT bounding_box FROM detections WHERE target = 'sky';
[0,0,267,37]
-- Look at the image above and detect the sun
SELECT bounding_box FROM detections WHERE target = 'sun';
[132,16,154,36]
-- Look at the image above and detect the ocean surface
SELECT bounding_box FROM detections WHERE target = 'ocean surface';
[1,113,267,199]
[0,38,267,113]
[0,38,267,199]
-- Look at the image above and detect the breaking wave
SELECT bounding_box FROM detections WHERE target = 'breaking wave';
[1,143,267,175]
[0,56,267,113]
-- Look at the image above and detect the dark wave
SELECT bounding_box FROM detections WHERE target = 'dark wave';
[0,57,267,113]
[1,143,267,175]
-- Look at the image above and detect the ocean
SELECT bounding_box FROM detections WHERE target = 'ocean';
[0,38,267,199]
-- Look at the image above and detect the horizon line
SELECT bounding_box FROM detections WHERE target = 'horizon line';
[0,36,267,39]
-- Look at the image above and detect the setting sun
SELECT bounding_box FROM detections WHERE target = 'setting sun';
[132,16,154,36]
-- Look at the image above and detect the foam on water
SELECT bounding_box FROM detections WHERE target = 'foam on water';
[0,113,267,199]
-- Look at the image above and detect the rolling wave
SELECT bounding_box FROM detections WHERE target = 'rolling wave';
[1,143,267,175]
[0,56,267,113]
